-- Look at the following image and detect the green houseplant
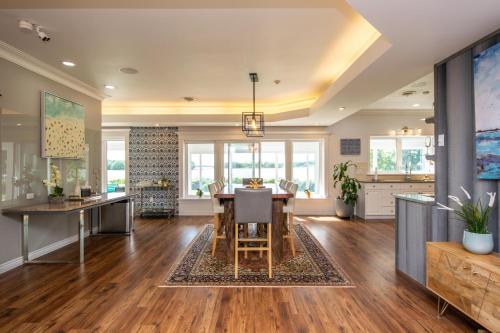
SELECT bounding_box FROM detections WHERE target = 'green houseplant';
[437,187,495,254]
[333,160,361,218]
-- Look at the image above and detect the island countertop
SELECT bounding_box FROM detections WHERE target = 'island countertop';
[393,193,435,205]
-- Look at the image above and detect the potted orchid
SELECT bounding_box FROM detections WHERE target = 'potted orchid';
[43,164,65,204]
[437,186,495,254]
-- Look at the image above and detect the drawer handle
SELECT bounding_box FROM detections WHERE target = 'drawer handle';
[472,271,478,275]
[462,266,469,270]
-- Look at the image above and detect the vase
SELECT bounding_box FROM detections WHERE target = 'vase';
[463,230,494,255]
[335,198,354,218]
[48,195,65,205]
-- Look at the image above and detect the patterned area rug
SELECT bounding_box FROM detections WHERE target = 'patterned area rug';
[164,224,354,287]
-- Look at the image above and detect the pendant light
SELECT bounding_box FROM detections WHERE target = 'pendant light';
[242,73,264,137]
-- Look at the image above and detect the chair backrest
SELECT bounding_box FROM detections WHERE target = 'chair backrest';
[215,180,222,192]
[287,183,298,209]
[208,183,222,212]
[279,179,286,188]
[242,178,263,185]
[234,188,272,224]
[285,181,293,191]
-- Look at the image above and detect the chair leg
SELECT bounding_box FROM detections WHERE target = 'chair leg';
[268,224,272,279]
[287,213,296,257]
[211,214,219,257]
[235,223,239,279]
[244,224,249,259]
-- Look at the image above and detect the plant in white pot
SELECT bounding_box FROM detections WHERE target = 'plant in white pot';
[437,187,496,255]
[333,161,361,218]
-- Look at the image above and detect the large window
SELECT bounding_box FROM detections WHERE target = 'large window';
[370,136,434,174]
[260,142,286,190]
[105,140,126,193]
[187,143,215,196]
[292,141,323,197]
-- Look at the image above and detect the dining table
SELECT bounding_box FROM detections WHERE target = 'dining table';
[214,185,294,263]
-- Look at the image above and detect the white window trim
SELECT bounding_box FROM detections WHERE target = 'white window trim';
[369,135,434,175]
[102,129,130,193]
[184,142,216,198]
[291,139,325,198]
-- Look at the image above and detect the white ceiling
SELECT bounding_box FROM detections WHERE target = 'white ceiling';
[0,1,499,127]
[367,73,434,110]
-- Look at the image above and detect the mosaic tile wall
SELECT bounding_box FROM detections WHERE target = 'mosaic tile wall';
[129,127,179,215]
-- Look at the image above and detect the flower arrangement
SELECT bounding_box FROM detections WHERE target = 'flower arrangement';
[42,164,64,198]
[437,186,495,234]
[437,186,496,254]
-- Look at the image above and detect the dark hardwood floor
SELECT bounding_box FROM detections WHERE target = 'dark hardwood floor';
[0,216,477,333]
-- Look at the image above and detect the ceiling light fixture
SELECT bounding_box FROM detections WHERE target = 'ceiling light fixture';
[412,103,421,107]
[242,73,264,137]
[338,106,346,111]
[62,61,75,67]
[104,85,116,90]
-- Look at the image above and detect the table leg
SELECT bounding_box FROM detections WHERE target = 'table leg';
[79,210,85,264]
[22,214,29,263]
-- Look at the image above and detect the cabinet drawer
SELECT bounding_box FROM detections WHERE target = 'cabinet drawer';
[365,183,400,190]
[478,272,500,330]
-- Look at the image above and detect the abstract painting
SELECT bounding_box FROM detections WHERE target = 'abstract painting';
[473,42,500,179]
[41,91,85,159]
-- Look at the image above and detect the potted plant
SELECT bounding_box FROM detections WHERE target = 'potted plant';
[196,188,203,198]
[43,164,65,204]
[437,187,495,254]
[333,160,361,218]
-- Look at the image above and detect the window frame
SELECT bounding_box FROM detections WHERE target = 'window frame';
[101,129,130,193]
[185,142,216,197]
[369,135,434,175]
[291,140,325,198]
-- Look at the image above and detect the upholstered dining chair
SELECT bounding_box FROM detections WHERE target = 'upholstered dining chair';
[283,183,298,256]
[208,183,225,256]
[234,188,273,278]
[279,179,286,189]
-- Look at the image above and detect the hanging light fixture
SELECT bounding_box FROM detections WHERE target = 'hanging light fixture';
[242,72,264,137]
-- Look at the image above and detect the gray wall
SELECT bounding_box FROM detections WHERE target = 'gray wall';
[0,58,101,266]
[435,32,499,251]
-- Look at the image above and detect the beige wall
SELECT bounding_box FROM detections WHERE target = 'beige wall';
[329,109,434,180]
[0,58,102,270]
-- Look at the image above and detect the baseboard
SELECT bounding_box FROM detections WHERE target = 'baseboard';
[0,230,91,275]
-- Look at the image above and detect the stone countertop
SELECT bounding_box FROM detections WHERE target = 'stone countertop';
[359,180,435,183]
[393,193,435,205]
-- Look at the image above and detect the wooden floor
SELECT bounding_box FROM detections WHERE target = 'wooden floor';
[0,216,477,333]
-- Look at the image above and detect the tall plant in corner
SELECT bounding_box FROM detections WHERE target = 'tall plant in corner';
[333,160,361,218]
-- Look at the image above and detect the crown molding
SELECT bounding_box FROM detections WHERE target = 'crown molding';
[0,41,105,101]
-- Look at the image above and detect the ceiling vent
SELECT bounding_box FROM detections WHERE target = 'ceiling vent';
[401,90,417,97]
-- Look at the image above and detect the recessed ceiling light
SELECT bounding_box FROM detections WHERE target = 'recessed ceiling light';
[104,85,116,90]
[412,103,421,107]
[16,123,22,127]
[420,118,426,121]
[338,106,346,111]
[274,80,281,85]
[183,96,195,102]
[62,61,75,67]
[120,67,139,74]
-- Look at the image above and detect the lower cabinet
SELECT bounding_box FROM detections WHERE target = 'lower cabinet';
[357,182,434,219]
[427,242,500,332]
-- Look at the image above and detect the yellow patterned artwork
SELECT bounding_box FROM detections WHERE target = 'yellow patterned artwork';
[41,92,85,159]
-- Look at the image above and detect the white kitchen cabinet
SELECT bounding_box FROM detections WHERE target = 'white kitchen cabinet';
[356,182,434,219]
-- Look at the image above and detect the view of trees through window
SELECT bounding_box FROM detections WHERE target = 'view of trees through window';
[292,141,322,196]
[106,140,126,192]
[370,136,434,174]
[187,143,214,195]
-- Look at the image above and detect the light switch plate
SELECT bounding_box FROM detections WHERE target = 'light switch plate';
[438,134,445,147]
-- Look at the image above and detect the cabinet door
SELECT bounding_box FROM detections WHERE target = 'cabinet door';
[365,190,380,215]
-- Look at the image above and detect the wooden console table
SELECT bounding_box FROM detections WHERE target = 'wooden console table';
[427,242,500,332]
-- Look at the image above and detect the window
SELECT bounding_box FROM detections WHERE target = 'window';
[292,141,323,197]
[105,140,126,192]
[224,143,260,190]
[260,142,286,191]
[370,136,434,174]
[186,143,215,196]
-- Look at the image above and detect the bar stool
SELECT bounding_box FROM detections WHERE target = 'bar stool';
[234,188,273,278]
[283,183,298,256]
[208,183,225,256]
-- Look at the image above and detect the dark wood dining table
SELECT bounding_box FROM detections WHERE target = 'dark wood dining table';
[214,186,293,263]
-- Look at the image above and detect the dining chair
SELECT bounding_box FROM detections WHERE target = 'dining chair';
[285,181,293,191]
[279,179,286,189]
[208,183,225,256]
[283,183,298,256]
[234,188,273,278]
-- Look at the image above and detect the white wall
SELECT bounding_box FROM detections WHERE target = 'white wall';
[177,110,434,216]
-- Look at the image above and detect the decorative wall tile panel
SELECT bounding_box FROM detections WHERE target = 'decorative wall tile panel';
[129,127,179,215]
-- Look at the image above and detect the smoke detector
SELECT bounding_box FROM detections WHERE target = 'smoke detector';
[401,90,417,97]
[19,20,34,33]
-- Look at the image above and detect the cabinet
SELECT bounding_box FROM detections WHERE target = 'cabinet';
[427,242,500,332]
[357,182,434,219]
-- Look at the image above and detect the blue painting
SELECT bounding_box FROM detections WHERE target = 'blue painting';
[474,42,500,179]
